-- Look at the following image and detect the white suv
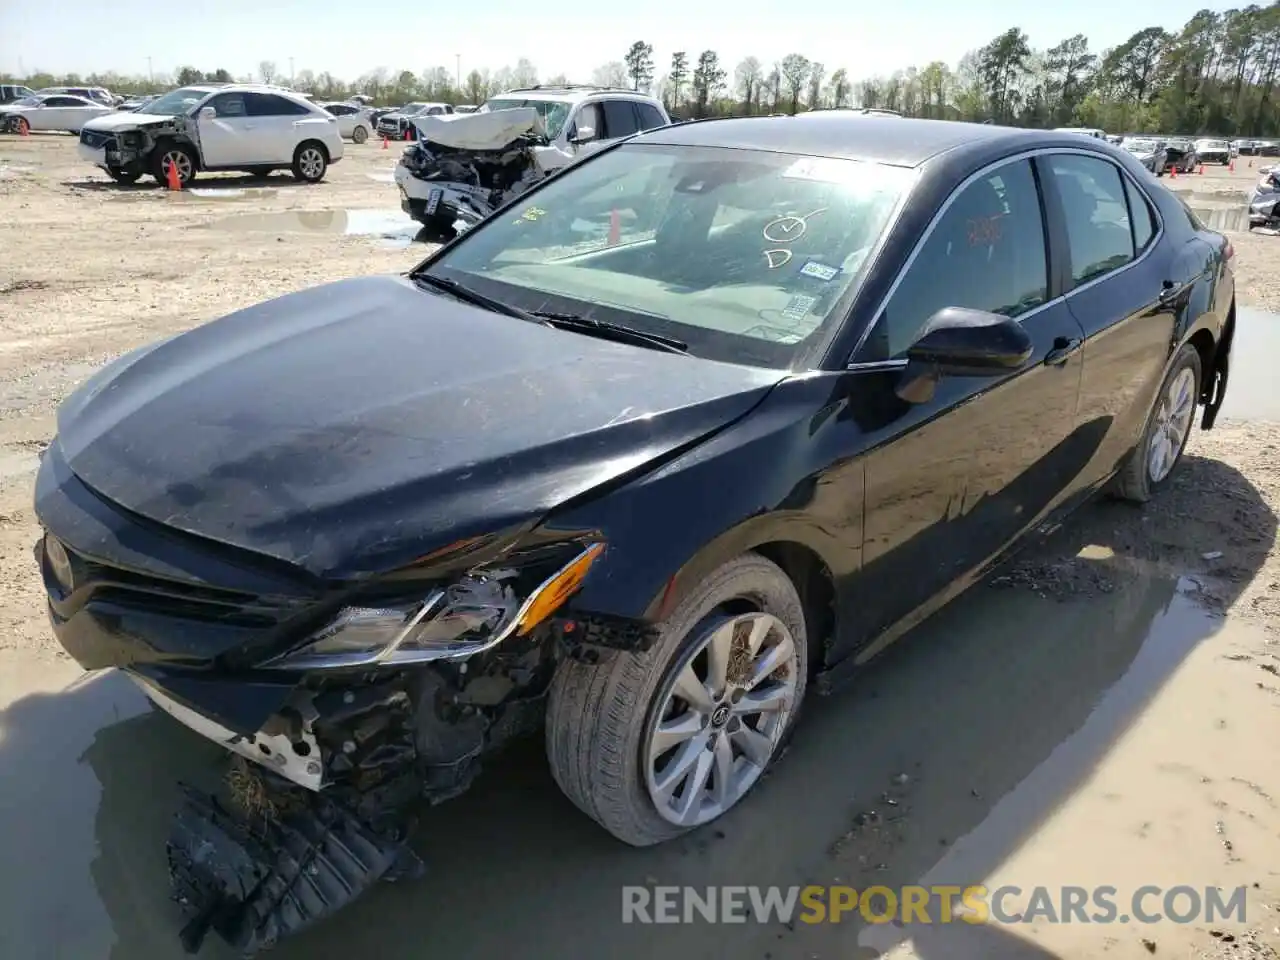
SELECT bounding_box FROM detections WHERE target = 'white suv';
[480,85,670,162]
[77,84,345,186]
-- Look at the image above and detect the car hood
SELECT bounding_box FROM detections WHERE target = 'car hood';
[82,111,174,132]
[410,108,545,149]
[54,275,782,580]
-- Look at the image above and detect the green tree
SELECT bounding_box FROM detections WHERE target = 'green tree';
[624,41,655,91]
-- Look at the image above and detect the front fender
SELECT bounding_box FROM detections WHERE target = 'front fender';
[541,374,865,647]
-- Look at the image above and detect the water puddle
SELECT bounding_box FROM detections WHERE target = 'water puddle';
[1219,306,1280,421]
[203,208,425,245]
[0,548,1271,960]
[366,170,396,184]
[0,163,35,179]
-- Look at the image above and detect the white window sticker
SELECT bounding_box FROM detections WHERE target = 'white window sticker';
[780,294,819,322]
[800,260,840,282]
[782,156,859,184]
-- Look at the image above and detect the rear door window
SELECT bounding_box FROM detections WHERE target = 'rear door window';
[246,93,310,117]
[1044,154,1135,285]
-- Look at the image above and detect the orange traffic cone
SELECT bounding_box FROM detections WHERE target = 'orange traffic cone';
[166,157,182,191]
[18,118,29,137]
[382,135,388,150]
[1198,163,1205,175]
[1229,159,1235,172]
[1170,164,1177,178]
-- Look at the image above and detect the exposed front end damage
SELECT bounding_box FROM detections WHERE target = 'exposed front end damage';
[394,107,567,230]
[78,115,197,180]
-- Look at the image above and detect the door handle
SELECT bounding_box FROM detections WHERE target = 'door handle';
[1044,336,1082,367]
[1157,280,1181,306]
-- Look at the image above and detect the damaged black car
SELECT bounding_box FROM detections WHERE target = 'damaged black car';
[34,114,1234,954]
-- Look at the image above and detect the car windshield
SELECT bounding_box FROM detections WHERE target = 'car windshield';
[137,87,210,115]
[1123,140,1157,153]
[402,102,429,113]
[483,98,572,138]
[420,142,914,368]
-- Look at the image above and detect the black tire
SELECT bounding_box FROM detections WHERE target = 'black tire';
[107,167,141,185]
[291,141,328,183]
[151,142,197,187]
[1111,342,1203,503]
[352,125,369,145]
[545,552,809,847]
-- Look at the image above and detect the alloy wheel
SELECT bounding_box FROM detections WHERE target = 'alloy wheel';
[1147,367,1196,483]
[643,612,799,827]
[161,150,192,184]
[299,148,325,180]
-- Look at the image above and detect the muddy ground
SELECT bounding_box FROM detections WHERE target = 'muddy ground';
[0,135,1277,960]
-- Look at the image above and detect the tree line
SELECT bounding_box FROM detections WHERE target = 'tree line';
[6,4,1280,135]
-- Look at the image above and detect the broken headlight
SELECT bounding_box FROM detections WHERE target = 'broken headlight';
[265,542,603,670]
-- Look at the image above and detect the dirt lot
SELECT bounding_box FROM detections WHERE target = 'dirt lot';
[0,135,1277,960]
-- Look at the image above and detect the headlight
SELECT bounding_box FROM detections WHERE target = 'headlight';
[264,542,604,670]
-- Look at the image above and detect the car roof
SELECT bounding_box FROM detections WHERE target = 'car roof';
[494,86,660,104]
[633,114,1112,169]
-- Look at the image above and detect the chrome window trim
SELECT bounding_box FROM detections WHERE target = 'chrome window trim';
[845,146,1167,370]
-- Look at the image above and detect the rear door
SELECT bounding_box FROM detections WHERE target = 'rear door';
[1038,151,1186,490]
[599,99,641,146]
[244,92,312,163]
[845,157,1085,657]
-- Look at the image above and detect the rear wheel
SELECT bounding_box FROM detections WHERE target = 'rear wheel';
[1111,342,1202,503]
[15,116,30,135]
[292,141,328,182]
[545,553,809,846]
[352,125,369,144]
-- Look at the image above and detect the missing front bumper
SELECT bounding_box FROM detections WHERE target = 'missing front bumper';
[168,782,420,955]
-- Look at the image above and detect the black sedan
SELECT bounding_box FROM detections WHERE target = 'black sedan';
[33,115,1234,954]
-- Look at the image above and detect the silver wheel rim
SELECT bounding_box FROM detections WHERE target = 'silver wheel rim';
[353,127,367,143]
[161,150,191,182]
[299,148,324,179]
[1147,367,1196,483]
[644,612,798,828]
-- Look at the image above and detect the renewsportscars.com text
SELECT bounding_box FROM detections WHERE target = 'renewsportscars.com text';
[621,885,1248,925]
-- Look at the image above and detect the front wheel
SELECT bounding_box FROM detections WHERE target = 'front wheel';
[1111,342,1203,503]
[292,142,328,182]
[352,125,369,144]
[545,553,809,846]
[152,143,197,186]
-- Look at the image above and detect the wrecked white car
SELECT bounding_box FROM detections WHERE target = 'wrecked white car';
[394,86,672,230]
[78,84,345,186]
[393,108,565,229]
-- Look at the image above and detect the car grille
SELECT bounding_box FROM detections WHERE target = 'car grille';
[80,129,114,149]
[42,533,291,629]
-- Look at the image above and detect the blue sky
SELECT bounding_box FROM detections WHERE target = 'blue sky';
[0,0,1242,84]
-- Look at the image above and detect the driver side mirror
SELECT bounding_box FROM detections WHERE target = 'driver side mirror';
[570,124,596,145]
[896,306,1033,404]
[199,106,216,120]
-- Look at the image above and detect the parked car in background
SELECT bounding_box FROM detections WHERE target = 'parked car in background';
[1194,138,1231,165]
[1053,126,1107,139]
[318,101,372,143]
[1120,136,1168,175]
[0,83,37,105]
[33,115,1234,958]
[1165,138,1199,173]
[116,94,158,112]
[0,94,115,134]
[376,101,454,140]
[396,84,671,228]
[76,83,344,186]
[35,85,115,106]
[454,104,479,113]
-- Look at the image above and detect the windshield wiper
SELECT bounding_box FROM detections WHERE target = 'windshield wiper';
[530,311,688,354]
[412,274,543,324]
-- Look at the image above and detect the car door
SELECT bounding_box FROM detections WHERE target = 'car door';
[242,92,302,163]
[599,99,641,146]
[843,157,1086,657]
[1039,151,1189,490]
[195,92,261,166]
[59,96,98,129]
